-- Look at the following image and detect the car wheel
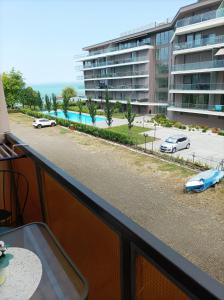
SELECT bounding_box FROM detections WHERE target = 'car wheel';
[186,143,190,149]
[172,147,177,153]
[51,123,55,127]
[37,124,42,129]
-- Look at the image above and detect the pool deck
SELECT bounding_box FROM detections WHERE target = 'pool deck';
[96,117,127,128]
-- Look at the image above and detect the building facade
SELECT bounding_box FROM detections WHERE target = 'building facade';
[79,0,224,128]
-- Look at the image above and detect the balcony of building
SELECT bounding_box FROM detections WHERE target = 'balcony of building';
[168,102,224,117]
[175,7,224,28]
[170,83,224,94]
[80,44,153,62]
[85,84,149,92]
[1,78,224,299]
[173,35,224,55]
[171,59,224,74]
[172,6,224,40]
[84,70,149,81]
[82,56,149,70]
[87,39,150,56]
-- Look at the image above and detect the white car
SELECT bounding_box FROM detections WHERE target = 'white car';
[160,134,190,153]
[33,118,56,129]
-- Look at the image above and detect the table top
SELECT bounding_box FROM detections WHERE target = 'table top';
[0,223,88,300]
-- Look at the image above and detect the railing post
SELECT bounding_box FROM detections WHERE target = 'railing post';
[120,237,134,300]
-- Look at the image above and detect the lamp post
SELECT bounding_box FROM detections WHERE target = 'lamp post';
[152,122,157,152]
[144,133,148,152]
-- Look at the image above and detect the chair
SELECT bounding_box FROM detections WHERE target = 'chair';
[0,170,29,226]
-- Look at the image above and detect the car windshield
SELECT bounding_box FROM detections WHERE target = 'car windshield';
[165,137,177,144]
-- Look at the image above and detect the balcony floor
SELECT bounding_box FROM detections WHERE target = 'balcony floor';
[8,112,224,286]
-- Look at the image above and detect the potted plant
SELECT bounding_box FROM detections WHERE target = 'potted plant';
[0,241,13,285]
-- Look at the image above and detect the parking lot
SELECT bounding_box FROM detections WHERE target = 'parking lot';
[138,123,224,168]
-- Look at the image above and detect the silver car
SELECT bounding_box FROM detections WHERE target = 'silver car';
[160,134,190,153]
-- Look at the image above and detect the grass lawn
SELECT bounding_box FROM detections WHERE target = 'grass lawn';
[108,124,155,144]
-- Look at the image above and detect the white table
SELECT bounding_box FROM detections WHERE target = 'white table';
[0,247,42,300]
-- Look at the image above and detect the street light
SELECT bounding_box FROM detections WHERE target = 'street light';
[152,122,157,152]
[144,133,148,152]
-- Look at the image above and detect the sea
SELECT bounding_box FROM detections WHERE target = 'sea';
[31,82,85,98]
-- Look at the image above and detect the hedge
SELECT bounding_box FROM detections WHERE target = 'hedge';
[20,109,134,145]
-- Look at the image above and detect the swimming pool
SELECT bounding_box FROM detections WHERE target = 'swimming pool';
[45,110,106,124]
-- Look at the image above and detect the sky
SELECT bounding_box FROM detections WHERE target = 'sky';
[0,0,195,84]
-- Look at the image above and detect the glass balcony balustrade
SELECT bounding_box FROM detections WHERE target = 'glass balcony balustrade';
[84,70,148,79]
[88,39,151,56]
[172,59,224,72]
[176,8,224,28]
[85,84,149,90]
[83,56,148,69]
[174,35,224,50]
[171,83,224,90]
[170,102,224,111]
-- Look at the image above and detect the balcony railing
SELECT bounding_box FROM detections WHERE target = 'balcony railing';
[83,56,149,69]
[87,39,150,56]
[171,83,224,90]
[85,84,149,90]
[2,132,224,300]
[174,35,224,51]
[176,8,224,28]
[170,103,224,111]
[84,71,148,79]
[172,59,224,72]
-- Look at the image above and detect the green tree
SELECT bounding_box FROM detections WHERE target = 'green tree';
[104,91,114,127]
[45,95,52,113]
[18,86,38,109]
[77,98,84,116]
[125,100,136,131]
[25,87,38,109]
[36,91,43,111]
[114,101,122,113]
[2,68,25,108]
[62,87,76,118]
[87,97,97,125]
[52,93,58,115]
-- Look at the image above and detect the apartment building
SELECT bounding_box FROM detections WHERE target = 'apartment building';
[79,0,224,128]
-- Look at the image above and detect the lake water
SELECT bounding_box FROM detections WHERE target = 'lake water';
[45,110,106,125]
[31,82,85,97]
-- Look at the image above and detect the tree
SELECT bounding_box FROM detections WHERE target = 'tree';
[18,86,38,109]
[87,97,97,125]
[114,101,122,113]
[52,93,58,115]
[2,68,25,108]
[77,99,83,116]
[45,95,52,113]
[125,100,136,131]
[104,91,114,127]
[62,87,76,118]
[25,87,38,109]
[36,91,43,111]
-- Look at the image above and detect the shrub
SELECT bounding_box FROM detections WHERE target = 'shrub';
[211,127,220,134]
[7,109,21,113]
[218,130,224,136]
[20,109,134,145]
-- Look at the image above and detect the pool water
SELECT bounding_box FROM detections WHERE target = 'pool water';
[45,110,106,124]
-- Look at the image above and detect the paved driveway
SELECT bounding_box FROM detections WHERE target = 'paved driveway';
[135,118,224,168]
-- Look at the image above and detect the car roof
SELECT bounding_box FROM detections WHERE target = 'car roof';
[169,134,187,139]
